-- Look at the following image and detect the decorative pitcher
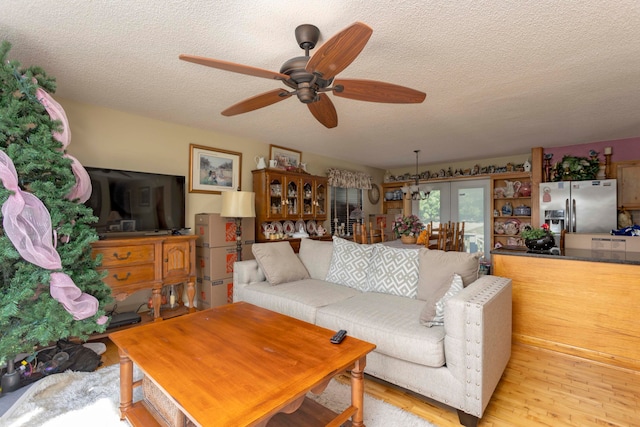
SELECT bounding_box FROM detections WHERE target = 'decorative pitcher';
[504,180,521,198]
[255,156,266,169]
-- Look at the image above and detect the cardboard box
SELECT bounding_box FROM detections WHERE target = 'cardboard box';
[196,244,253,281]
[195,213,255,248]
[197,277,233,308]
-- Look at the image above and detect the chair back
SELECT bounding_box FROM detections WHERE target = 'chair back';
[452,221,465,252]
[369,221,385,243]
[353,223,367,244]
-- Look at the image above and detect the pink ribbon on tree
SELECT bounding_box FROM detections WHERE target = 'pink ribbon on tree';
[0,150,106,324]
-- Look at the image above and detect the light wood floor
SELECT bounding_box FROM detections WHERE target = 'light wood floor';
[97,339,640,426]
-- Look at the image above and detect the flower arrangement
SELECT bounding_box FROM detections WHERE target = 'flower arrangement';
[392,215,424,237]
[520,223,551,240]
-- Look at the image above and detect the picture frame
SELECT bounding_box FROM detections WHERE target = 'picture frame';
[189,144,242,194]
[269,144,301,170]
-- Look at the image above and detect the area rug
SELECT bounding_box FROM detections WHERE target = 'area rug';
[0,365,436,427]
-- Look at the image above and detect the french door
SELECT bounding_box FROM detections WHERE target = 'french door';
[411,179,491,256]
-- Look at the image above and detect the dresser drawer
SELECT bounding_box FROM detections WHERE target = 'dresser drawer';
[93,244,155,267]
[99,263,155,287]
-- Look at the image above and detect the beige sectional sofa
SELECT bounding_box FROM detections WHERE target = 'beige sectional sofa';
[233,237,512,426]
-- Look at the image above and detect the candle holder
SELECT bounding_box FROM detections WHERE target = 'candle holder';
[604,147,612,179]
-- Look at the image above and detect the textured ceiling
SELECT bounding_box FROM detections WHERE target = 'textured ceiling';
[2,1,640,169]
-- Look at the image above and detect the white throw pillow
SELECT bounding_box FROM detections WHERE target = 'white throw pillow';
[298,238,334,280]
[367,245,420,298]
[251,242,310,285]
[420,273,464,327]
[325,237,374,291]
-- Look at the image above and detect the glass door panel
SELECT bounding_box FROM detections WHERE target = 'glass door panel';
[451,180,490,255]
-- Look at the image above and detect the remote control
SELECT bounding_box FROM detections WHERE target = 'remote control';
[330,329,347,344]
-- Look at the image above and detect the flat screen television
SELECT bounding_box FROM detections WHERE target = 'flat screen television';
[84,167,186,237]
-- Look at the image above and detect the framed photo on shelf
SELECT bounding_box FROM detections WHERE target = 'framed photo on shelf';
[189,144,242,194]
[270,144,301,169]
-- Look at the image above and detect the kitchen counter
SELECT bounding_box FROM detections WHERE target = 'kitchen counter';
[491,247,640,265]
[492,247,640,371]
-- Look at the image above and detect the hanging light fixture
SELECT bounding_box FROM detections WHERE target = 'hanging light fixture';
[402,150,430,200]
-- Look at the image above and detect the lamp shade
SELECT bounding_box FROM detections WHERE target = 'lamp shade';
[220,191,256,218]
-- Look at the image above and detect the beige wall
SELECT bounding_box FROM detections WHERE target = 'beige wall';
[61,98,385,229]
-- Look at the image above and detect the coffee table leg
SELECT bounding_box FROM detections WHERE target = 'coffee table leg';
[118,349,133,420]
[351,357,367,427]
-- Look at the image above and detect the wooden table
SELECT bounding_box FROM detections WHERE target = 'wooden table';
[109,302,376,426]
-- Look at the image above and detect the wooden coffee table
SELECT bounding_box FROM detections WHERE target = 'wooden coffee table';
[109,302,376,426]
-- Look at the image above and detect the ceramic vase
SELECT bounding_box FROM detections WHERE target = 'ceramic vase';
[524,233,555,251]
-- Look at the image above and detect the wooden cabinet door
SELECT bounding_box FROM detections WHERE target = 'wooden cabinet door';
[301,176,314,219]
[283,176,301,219]
[163,240,191,280]
[617,161,640,209]
[314,178,328,219]
[265,171,286,220]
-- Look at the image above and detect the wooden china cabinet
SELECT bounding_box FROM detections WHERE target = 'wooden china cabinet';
[252,169,329,251]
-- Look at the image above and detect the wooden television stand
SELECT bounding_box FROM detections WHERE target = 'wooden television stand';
[91,234,198,321]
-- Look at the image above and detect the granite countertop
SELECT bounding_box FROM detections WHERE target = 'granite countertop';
[491,248,640,265]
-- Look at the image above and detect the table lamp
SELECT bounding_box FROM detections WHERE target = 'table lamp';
[220,190,256,261]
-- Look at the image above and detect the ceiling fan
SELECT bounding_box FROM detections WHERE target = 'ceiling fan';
[179,22,426,128]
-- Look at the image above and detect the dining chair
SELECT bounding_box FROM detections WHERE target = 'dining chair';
[452,221,465,252]
[353,223,367,244]
[369,221,385,243]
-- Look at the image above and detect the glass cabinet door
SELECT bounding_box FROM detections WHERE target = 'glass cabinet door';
[302,178,314,219]
[267,173,285,219]
[285,178,300,218]
[315,180,327,218]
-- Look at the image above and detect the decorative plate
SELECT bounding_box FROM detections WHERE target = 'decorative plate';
[283,220,295,234]
[306,220,317,234]
[261,222,270,232]
[271,221,283,233]
[295,219,306,234]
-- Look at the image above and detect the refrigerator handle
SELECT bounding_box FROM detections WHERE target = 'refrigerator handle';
[572,198,577,232]
[564,199,570,232]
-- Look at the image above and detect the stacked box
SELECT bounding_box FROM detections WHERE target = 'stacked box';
[195,213,255,308]
[195,213,255,248]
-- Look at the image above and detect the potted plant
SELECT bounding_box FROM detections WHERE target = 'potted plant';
[392,215,424,244]
[520,223,555,251]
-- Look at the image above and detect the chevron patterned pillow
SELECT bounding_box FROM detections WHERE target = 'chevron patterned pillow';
[367,245,420,298]
[326,237,374,291]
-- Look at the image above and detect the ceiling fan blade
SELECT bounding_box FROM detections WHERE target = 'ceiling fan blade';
[179,54,289,80]
[333,79,426,103]
[305,22,373,80]
[307,93,338,128]
[221,89,292,116]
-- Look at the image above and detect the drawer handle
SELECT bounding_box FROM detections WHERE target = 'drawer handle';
[113,272,131,281]
[113,251,132,261]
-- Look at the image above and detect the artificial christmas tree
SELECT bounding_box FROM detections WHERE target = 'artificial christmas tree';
[0,41,112,369]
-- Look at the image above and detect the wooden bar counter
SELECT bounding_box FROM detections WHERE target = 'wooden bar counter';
[492,248,640,371]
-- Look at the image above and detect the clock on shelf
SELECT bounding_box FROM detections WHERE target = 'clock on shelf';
[368,184,380,204]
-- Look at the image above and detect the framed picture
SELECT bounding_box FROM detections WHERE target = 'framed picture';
[189,144,242,194]
[270,144,301,169]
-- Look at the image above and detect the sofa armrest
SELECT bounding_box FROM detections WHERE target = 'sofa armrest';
[443,275,512,418]
[232,260,266,301]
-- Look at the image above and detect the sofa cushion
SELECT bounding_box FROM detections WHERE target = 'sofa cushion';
[367,245,420,298]
[416,249,480,301]
[298,238,333,280]
[251,242,310,285]
[237,278,361,324]
[420,273,464,327]
[316,292,446,368]
[326,237,374,291]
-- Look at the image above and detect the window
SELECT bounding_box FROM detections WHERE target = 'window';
[330,187,363,236]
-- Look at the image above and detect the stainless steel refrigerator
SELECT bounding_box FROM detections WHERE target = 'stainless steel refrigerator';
[539,179,617,244]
